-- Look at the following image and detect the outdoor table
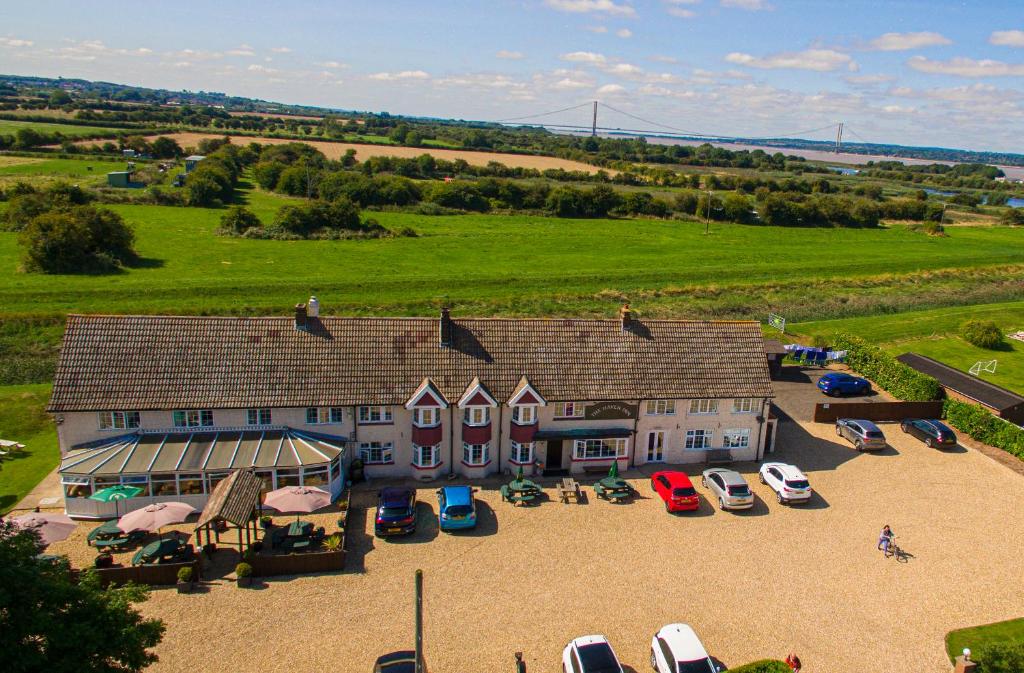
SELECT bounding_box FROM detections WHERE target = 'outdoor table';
[132,538,182,565]
[287,521,314,538]
[87,520,123,545]
[507,480,541,494]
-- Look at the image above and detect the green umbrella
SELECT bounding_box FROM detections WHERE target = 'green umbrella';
[608,460,619,480]
[516,465,525,483]
[90,485,144,502]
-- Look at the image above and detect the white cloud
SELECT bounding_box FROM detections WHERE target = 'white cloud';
[368,70,431,81]
[726,48,856,72]
[650,54,679,63]
[317,60,348,69]
[247,64,279,74]
[881,104,916,114]
[496,50,525,59]
[585,25,609,33]
[616,28,632,38]
[908,55,1024,77]
[560,50,607,64]
[990,30,1024,48]
[552,77,592,89]
[605,62,644,77]
[0,37,34,48]
[596,83,626,95]
[866,31,952,51]
[844,73,896,85]
[226,44,255,56]
[720,0,772,9]
[667,7,696,18]
[544,0,636,16]
[270,46,291,53]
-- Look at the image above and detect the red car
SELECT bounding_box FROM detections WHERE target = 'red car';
[650,471,700,512]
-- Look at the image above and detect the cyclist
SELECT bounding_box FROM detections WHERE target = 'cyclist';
[878,525,894,555]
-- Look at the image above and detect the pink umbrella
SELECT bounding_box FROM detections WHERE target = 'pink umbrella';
[117,502,197,534]
[13,513,77,546]
[264,486,332,520]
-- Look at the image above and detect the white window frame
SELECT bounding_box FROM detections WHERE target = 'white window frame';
[413,407,441,428]
[685,429,714,450]
[645,400,676,416]
[173,409,213,428]
[723,428,750,448]
[98,411,141,431]
[462,442,490,466]
[555,402,585,419]
[688,399,719,415]
[510,440,534,464]
[329,407,345,424]
[359,441,394,464]
[572,438,627,460]
[464,407,490,427]
[247,408,272,426]
[306,407,323,424]
[511,405,537,425]
[412,443,441,468]
[358,406,393,424]
[732,398,758,413]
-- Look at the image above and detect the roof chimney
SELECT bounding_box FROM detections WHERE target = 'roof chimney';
[439,307,453,348]
[620,303,633,332]
[295,303,307,330]
[307,295,320,318]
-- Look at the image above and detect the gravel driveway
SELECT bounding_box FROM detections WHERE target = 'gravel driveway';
[95,368,1024,673]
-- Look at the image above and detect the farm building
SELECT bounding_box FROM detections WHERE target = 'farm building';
[184,154,205,173]
[48,303,775,517]
[896,353,1024,425]
[106,171,135,188]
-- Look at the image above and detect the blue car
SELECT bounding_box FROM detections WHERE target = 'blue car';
[817,372,871,397]
[437,486,477,531]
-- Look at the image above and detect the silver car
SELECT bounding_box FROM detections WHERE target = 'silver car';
[836,418,887,451]
[700,468,754,510]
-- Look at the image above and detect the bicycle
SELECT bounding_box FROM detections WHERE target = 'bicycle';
[884,535,907,562]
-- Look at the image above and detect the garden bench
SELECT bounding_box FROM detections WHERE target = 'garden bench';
[705,449,732,465]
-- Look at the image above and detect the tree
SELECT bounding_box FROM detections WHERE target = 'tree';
[960,320,1005,350]
[48,89,72,106]
[974,642,1024,673]
[150,136,182,159]
[19,206,137,274]
[219,206,261,235]
[0,520,165,672]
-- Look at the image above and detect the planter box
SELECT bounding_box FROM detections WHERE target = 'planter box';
[93,559,201,588]
[251,548,345,577]
[176,580,194,594]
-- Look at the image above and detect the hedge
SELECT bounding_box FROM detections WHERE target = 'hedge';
[944,399,1024,459]
[727,660,791,673]
[831,333,943,401]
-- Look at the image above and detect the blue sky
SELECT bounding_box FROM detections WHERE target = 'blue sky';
[1,0,1023,151]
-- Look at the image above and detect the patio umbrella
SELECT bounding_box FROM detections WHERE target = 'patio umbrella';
[515,465,525,482]
[12,513,76,546]
[264,486,332,521]
[117,502,197,539]
[608,460,619,480]
[90,485,144,517]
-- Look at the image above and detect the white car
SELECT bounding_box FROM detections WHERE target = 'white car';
[562,635,624,673]
[758,462,812,504]
[651,623,721,673]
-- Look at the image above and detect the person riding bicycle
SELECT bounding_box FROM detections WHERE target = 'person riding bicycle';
[878,525,894,554]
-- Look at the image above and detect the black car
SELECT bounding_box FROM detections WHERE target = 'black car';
[901,419,958,448]
[373,651,418,673]
[375,487,417,537]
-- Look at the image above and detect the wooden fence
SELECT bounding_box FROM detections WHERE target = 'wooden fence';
[813,401,945,423]
[251,548,345,577]
[90,559,201,587]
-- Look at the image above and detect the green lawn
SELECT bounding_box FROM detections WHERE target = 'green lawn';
[0,156,132,185]
[0,383,59,514]
[0,119,125,137]
[946,618,1024,662]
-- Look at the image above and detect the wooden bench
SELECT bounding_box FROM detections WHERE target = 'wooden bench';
[582,464,614,475]
[557,478,581,503]
[705,449,732,465]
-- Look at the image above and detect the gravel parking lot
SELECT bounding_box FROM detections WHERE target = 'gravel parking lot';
[52,367,1024,673]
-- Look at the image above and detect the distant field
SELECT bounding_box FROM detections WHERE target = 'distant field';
[136,131,610,173]
[0,156,130,187]
[0,118,124,137]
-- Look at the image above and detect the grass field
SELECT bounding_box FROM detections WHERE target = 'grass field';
[0,383,59,514]
[946,618,1024,662]
[0,156,131,187]
[0,118,124,137]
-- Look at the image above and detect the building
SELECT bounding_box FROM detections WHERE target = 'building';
[49,303,775,517]
[896,353,1024,426]
[763,339,788,380]
[184,155,206,173]
[106,171,135,188]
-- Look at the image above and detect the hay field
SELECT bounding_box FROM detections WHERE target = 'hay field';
[139,132,608,173]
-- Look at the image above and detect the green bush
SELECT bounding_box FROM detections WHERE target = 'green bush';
[960,320,1005,350]
[727,660,791,673]
[176,566,193,583]
[234,562,252,578]
[831,333,943,401]
[974,641,1024,673]
[944,399,1024,459]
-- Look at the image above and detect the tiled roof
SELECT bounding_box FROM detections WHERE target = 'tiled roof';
[49,314,774,412]
[196,469,262,529]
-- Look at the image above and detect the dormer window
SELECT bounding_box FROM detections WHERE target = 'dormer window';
[464,407,490,426]
[511,405,537,425]
[413,408,441,428]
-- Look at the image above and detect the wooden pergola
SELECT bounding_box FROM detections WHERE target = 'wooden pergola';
[193,469,262,551]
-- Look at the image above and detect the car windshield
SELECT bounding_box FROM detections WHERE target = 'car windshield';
[866,431,884,438]
[445,505,473,517]
[577,643,619,673]
[380,507,410,518]
[672,487,696,497]
[678,659,716,673]
[785,479,810,489]
[727,485,750,496]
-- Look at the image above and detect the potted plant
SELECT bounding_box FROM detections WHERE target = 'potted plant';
[323,533,343,552]
[95,552,113,569]
[176,566,194,594]
[259,515,274,530]
[235,562,253,588]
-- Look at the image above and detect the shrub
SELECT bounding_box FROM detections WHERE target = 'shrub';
[727,660,791,673]
[234,562,252,578]
[973,641,1024,673]
[944,399,1024,459]
[830,333,942,401]
[323,534,343,551]
[176,567,193,583]
[19,206,138,274]
[219,206,261,235]
[960,320,1005,350]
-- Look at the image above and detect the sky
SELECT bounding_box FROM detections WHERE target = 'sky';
[1,0,1023,152]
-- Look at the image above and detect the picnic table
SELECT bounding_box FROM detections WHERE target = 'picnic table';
[287,521,314,538]
[132,538,185,566]
[501,480,541,506]
[556,477,581,503]
[594,476,632,502]
[87,520,123,545]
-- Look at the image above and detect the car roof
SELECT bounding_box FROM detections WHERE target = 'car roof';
[657,623,710,661]
[380,487,413,506]
[440,485,473,506]
[705,468,746,485]
[763,462,805,479]
[571,634,610,648]
[924,419,953,432]
[654,471,694,487]
[845,419,880,431]
[823,372,849,379]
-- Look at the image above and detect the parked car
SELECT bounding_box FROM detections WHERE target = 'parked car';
[835,418,887,451]
[562,635,624,673]
[650,623,721,673]
[901,419,958,448]
[650,471,700,512]
[700,468,754,510]
[437,485,477,531]
[373,651,417,673]
[817,372,871,397]
[758,462,812,504]
[375,487,417,537]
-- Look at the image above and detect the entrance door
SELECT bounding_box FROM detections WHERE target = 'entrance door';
[647,431,665,462]
[545,440,564,472]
